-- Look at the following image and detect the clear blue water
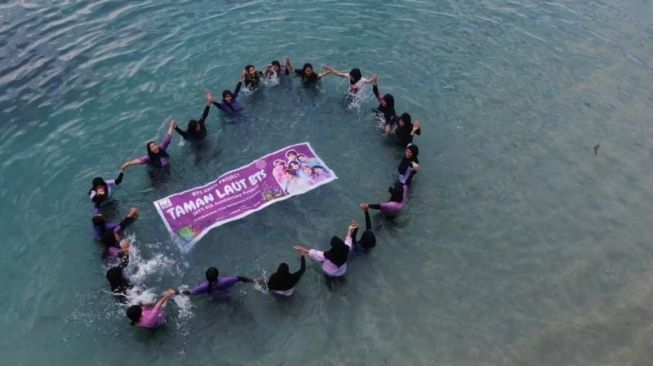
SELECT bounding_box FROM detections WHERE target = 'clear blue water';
[2,0,653,365]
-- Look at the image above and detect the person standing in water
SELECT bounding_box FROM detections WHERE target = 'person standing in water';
[294,221,357,288]
[267,254,306,297]
[264,58,291,79]
[352,204,377,253]
[370,75,397,133]
[243,64,263,90]
[390,113,421,146]
[398,144,420,186]
[322,64,375,96]
[120,121,177,178]
[88,171,124,210]
[106,261,132,301]
[92,207,138,240]
[182,267,258,298]
[286,57,330,84]
[360,181,409,220]
[210,72,246,117]
[126,288,176,329]
[173,93,214,141]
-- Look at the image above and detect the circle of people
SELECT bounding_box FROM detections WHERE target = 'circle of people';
[89,58,422,329]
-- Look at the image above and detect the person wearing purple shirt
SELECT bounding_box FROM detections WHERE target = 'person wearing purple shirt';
[360,181,409,219]
[294,221,357,288]
[92,207,138,240]
[210,72,245,117]
[126,288,176,329]
[182,267,256,298]
[88,171,124,210]
[121,120,176,171]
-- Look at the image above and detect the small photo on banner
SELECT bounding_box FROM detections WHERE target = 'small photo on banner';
[153,142,337,250]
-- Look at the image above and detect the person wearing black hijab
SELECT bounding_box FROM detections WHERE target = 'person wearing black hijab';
[352,204,377,253]
[398,143,420,186]
[88,171,124,210]
[106,265,131,301]
[267,254,306,297]
[121,121,177,173]
[295,221,357,287]
[285,57,331,84]
[392,113,421,146]
[371,75,397,132]
[174,93,214,141]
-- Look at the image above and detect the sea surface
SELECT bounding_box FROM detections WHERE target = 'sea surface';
[1,1,653,365]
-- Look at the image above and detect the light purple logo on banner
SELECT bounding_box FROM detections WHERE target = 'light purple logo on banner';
[153,142,337,250]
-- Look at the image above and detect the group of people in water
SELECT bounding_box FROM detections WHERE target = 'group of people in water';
[88,57,422,329]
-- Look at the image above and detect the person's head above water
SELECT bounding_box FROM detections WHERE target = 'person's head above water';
[302,63,314,77]
[126,305,142,326]
[92,214,106,228]
[399,112,412,127]
[349,68,362,84]
[271,60,281,73]
[388,181,404,202]
[245,64,257,77]
[360,230,376,250]
[381,93,395,110]
[324,236,349,267]
[187,119,200,132]
[146,140,169,168]
[276,262,290,275]
[106,266,129,292]
[89,177,109,204]
[405,144,419,161]
[222,89,234,104]
[205,267,219,283]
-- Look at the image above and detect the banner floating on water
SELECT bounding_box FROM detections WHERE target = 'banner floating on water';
[154,142,337,250]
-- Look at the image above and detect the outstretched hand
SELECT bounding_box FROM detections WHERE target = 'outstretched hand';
[205,91,214,104]
[359,202,369,211]
[294,245,309,256]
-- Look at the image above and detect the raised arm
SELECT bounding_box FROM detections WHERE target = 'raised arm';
[174,125,188,139]
[153,289,176,310]
[233,78,243,98]
[364,208,372,231]
[114,170,125,185]
[293,255,306,278]
[411,120,422,136]
[285,56,294,73]
[364,74,376,84]
[322,64,348,78]
[121,158,145,171]
[198,93,213,124]
[317,69,331,79]
[159,121,176,150]
[372,75,382,102]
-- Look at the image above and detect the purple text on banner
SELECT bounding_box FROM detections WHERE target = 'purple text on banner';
[153,142,337,250]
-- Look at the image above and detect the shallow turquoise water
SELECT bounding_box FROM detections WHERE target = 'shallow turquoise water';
[2,0,653,365]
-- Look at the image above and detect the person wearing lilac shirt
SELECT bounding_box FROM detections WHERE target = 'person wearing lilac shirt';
[210,72,245,117]
[120,120,177,173]
[360,181,409,219]
[92,207,138,240]
[88,171,124,210]
[351,205,377,254]
[397,144,420,186]
[126,288,176,329]
[295,221,357,288]
[182,267,256,298]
